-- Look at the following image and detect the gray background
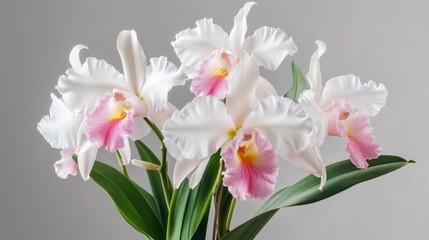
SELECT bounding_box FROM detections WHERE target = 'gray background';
[1,0,427,239]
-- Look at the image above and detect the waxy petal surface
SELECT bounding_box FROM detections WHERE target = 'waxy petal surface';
[243,26,297,70]
[37,94,81,149]
[172,18,230,77]
[230,2,256,57]
[163,96,235,160]
[245,96,313,155]
[57,57,128,115]
[321,74,387,116]
[117,30,147,95]
[142,57,187,111]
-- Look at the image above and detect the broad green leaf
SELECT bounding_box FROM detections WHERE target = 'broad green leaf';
[191,207,210,240]
[89,160,164,240]
[222,155,413,240]
[218,187,234,237]
[167,151,222,240]
[135,140,171,229]
[284,60,307,102]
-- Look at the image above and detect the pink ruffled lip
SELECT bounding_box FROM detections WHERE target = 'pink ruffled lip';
[85,92,135,152]
[221,128,278,200]
[191,49,236,99]
[326,100,381,168]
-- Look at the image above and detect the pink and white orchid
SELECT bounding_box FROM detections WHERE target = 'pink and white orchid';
[58,30,187,155]
[84,30,186,153]
[172,2,297,99]
[297,40,387,169]
[163,52,318,199]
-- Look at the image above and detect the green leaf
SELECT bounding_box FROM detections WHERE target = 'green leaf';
[167,151,222,240]
[222,155,412,240]
[218,187,234,237]
[191,207,211,240]
[89,160,165,240]
[284,60,307,102]
[135,140,171,229]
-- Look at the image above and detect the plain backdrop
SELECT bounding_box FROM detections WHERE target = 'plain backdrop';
[1,0,427,239]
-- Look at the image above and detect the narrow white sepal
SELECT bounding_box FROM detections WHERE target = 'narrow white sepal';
[117,30,147,95]
[230,2,257,57]
[306,40,326,102]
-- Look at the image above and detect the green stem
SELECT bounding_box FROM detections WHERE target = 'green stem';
[212,167,223,240]
[115,150,129,177]
[225,198,236,232]
[143,117,172,208]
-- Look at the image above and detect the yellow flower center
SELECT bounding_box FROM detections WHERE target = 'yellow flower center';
[237,138,258,165]
[214,67,229,77]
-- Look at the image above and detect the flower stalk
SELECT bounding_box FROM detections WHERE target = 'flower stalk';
[144,117,172,208]
[115,150,129,177]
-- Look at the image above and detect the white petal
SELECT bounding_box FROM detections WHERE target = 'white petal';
[172,18,230,77]
[243,27,297,70]
[142,57,188,111]
[298,90,328,146]
[128,117,151,141]
[37,94,81,149]
[226,52,259,126]
[164,138,186,160]
[69,45,88,71]
[283,146,326,190]
[189,158,210,189]
[118,138,131,165]
[77,142,98,181]
[256,76,278,100]
[173,158,205,188]
[57,57,128,115]
[147,102,178,130]
[229,2,256,57]
[117,30,147,95]
[162,96,235,160]
[321,74,388,116]
[306,40,326,103]
[245,96,313,155]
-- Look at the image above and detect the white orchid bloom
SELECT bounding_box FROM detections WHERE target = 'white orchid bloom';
[163,52,316,194]
[172,2,297,99]
[295,40,388,179]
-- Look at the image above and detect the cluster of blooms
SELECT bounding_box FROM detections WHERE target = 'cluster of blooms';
[38,2,387,200]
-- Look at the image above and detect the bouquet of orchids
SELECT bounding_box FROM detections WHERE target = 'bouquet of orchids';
[37,2,412,240]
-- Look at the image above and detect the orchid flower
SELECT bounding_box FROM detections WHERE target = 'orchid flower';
[84,30,187,153]
[297,40,388,170]
[59,30,187,154]
[163,52,319,200]
[38,44,137,180]
[172,2,297,99]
